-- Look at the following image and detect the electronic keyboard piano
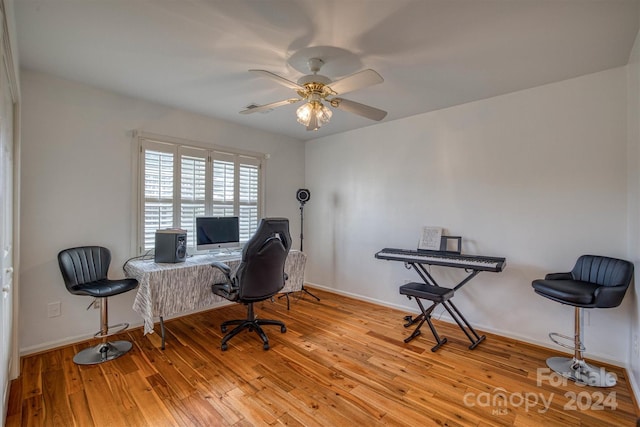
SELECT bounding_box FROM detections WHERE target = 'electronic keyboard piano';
[375,248,506,272]
[375,246,506,351]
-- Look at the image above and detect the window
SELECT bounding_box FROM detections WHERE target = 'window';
[137,133,264,253]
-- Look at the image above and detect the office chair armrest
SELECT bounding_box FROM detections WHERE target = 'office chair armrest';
[594,284,629,308]
[545,272,572,280]
[211,261,232,280]
[211,261,240,301]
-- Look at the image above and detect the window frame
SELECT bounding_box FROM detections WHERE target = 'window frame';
[134,131,266,255]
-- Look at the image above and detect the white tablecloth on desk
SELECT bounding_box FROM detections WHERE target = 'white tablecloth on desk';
[124,250,306,335]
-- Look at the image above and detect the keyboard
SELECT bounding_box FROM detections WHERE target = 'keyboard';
[375,248,506,272]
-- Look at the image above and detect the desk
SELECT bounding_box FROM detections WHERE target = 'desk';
[124,250,306,347]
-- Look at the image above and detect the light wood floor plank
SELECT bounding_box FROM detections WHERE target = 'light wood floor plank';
[7,287,639,426]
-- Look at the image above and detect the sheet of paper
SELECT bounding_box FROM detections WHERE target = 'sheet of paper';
[418,226,442,251]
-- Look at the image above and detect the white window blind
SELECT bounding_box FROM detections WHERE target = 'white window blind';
[238,160,260,241]
[137,135,264,253]
[212,155,235,217]
[180,148,208,248]
[142,145,175,251]
[211,152,260,241]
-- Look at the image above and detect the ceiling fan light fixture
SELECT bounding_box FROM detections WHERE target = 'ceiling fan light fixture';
[244,57,386,130]
[296,101,332,130]
[296,102,313,126]
[318,103,333,123]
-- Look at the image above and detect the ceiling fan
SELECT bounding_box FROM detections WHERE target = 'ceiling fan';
[240,58,387,131]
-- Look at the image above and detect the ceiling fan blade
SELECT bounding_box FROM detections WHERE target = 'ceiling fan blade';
[239,98,301,114]
[249,69,304,90]
[332,98,387,121]
[327,69,384,95]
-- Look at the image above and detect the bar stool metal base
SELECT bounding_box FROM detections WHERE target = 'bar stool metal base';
[73,340,133,365]
[72,297,133,365]
[544,307,616,388]
[546,356,617,388]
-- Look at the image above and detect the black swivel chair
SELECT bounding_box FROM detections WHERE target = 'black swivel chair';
[532,255,633,387]
[58,246,139,365]
[211,218,291,351]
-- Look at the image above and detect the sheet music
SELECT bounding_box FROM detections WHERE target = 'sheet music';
[418,226,442,251]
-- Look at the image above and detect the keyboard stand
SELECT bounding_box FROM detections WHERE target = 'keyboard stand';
[400,261,486,351]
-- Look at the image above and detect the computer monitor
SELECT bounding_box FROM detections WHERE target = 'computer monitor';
[196,216,240,251]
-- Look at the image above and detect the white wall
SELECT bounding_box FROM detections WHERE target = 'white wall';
[627,24,640,394]
[17,60,636,367]
[19,70,305,352]
[305,67,631,364]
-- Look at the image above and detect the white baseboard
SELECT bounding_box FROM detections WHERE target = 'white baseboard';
[19,321,145,356]
[627,364,640,409]
[306,282,640,408]
[19,283,640,410]
[304,282,629,368]
[19,301,233,356]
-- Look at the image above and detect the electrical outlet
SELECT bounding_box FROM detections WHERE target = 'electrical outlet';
[47,301,61,318]
[93,299,100,309]
[633,334,639,358]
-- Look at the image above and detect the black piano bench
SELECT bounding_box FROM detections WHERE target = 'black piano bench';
[400,282,455,351]
[400,282,454,302]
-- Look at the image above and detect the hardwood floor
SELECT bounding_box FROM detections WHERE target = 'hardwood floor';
[6,287,639,426]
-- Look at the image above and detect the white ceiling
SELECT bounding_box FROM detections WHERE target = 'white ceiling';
[14,0,640,141]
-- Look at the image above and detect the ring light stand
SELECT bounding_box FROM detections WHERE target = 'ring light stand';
[299,201,305,251]
[280,189,320,307]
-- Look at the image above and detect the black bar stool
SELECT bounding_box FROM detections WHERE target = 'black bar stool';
[58,246,139,365]
[532,254,633,387]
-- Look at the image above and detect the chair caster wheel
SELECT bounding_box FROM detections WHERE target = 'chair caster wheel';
[221,343,228,351]
[281,326,287,333]
[263,343,270,350]
[221,325,227,333]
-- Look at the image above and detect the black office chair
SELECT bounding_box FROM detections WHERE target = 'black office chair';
[532,255,633,387]
[211,218,291,351]
[58,246,139,365]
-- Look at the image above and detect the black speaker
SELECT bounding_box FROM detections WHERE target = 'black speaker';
[154,229,187,263]
[296,188,310,204]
